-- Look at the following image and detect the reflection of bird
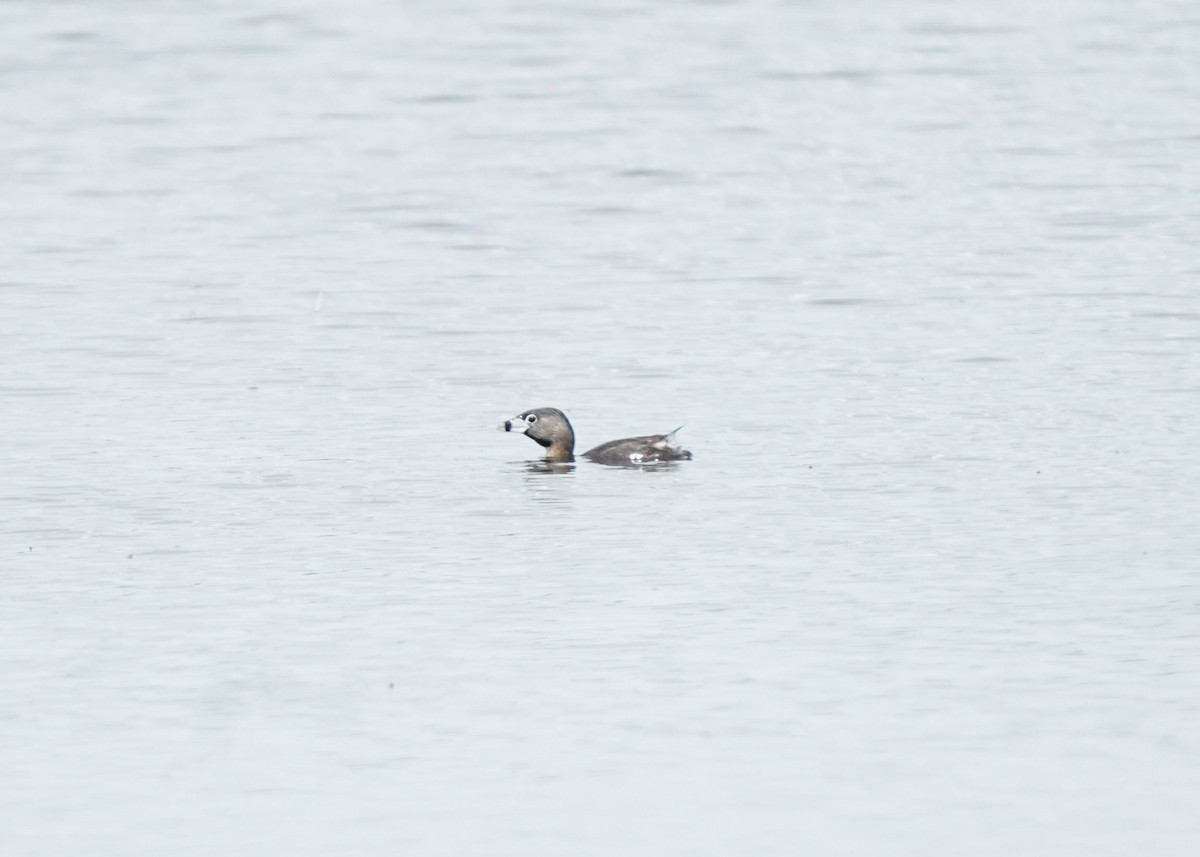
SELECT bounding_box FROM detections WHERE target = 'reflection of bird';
[499,407,692,466]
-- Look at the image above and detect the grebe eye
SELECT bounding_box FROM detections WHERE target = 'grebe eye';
[526,414,538,423]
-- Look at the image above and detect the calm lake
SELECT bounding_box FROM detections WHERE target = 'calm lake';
[2,1,1198,854]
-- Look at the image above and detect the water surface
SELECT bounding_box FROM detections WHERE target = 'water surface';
[2,1,1198,854]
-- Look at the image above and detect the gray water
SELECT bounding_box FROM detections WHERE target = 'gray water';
[3,1,1199,854]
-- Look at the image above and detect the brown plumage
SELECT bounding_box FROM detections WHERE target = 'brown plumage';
[498,407,692,466]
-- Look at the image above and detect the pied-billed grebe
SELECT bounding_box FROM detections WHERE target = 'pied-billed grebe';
[498,407,692,466]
